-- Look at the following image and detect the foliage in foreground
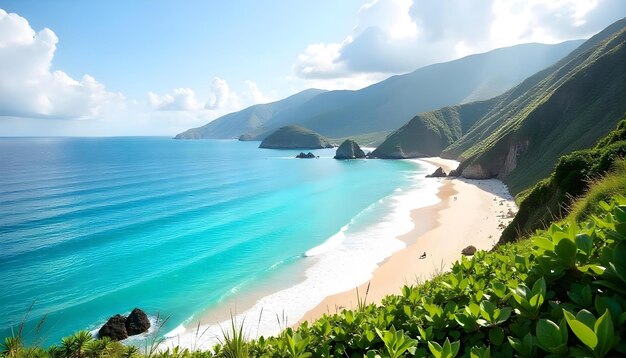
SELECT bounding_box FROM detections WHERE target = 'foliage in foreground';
[4,196,626,357]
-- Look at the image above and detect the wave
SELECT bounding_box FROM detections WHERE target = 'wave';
[304,223,350,257]
[160,160,442,350]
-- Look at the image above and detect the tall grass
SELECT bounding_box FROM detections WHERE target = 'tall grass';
[216,313,248,358]
[567,158,626,221]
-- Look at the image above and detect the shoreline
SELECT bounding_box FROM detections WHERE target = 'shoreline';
[160,157,516,350]
[298,157,516,323]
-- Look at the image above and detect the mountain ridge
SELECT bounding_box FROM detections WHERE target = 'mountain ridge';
[175,41,584,142]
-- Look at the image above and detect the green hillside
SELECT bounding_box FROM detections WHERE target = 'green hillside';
[175,41,583,142]
[258,125,335,149]
[174,89,326,139]
[372,18,626,195]
[371,100,493,158]
[500,117,626,243]
[444,18,626,195]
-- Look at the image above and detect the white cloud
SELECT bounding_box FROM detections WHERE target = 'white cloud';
[243,80,272,104]
[0,9,124,119]
[292,0,626,88]
[148,88,202,111]
[205,77,241,111]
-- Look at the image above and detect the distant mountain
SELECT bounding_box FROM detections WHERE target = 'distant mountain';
[258,125,335,149]
[175,89,326,139]
[374,17,626,195]
[446,17,626,194]
[175,41,584,142]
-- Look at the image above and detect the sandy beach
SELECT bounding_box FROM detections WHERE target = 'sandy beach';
[298,157,516,323]
[160,157,517,350]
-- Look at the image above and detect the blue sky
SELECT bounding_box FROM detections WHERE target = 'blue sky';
[0,0,625,136]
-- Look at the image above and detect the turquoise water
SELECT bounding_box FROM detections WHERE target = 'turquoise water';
[0,137,430,346]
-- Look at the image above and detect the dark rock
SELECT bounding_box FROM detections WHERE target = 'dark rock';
[426,167,447,178]
[334,139,366,159]
[461,245,477,256]
[296,152,317,159]
[98,314,128,341]
[125,308,151,336]
[448,168,461,177]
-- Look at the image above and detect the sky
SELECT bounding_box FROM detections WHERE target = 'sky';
[0,0,624,136]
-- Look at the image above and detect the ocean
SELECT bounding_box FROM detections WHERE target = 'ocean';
[0,137,439,347]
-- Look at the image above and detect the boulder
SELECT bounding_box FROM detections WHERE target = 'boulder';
[426,167,447,178]
[461,245,477,256]
[98,314,128,341]
[296,152,316,159]
[125,308,151,336]
[334,139,366,159]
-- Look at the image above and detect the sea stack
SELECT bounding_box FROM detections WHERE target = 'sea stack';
[334,139,366,159]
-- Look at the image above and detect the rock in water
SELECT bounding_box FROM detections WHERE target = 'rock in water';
[426,167,447,178]
[461,245,477,256]
[98,314,128,341]
[125,308,151,336]
[334,139,366,159]
[296,152,316,159]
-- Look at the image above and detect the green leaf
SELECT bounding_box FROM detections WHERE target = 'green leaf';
[555,239,577,267]
[533,236,554,250]
[576,309,596,329]
[564,310,598,350]
[531,277,546,297]
[612,242,626,278]
[575,234,593,255]
[578,264,606,275]
[594,310,615,356]
[489,327,504,346]
[536,319,563,350]
[428,341,443,358]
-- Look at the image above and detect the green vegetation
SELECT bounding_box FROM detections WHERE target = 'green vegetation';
[258,125,335,149]
[372,100,493,158]
[501,118,626,243]
[6,194,626,357]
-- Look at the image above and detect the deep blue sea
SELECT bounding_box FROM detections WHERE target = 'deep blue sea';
[0,137,437,347]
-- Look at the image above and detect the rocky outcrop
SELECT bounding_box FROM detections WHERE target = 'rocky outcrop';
[296,152,317,159]
[500,139,529,178]
[334,139,366,159]
[426,167,447,178]
[461,163,492,179]
[259,125,335,149]
[125,308,151,336]
[98,309,151,341]
[462,245,477,256]
[98,314,128,341]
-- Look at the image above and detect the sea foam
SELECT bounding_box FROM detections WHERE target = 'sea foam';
[161,160,441,350]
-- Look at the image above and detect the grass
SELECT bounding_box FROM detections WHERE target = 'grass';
[567,159,626,222]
